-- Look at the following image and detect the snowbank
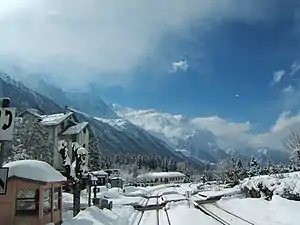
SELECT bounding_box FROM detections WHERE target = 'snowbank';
[62,192,89,210]
[162,193,186,202]
[218,195,300,225]
[4,160,66,183]
[81,187,142,206]
[124,186,147,196]
[98,190,123,199]
[241,172,300,200]
[62,205,134,225]
[199,187,242,198]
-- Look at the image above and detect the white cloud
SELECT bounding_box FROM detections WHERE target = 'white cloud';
[271,111,300,132]
[253,112,300,149]
[191,116,251,137]
[282,85,294,93]
[171,60,189,72]
[117,105,300,151]
[290,61,300,76]
[271,70,285,85]
[191,112,300,150]
[0,0,278,88]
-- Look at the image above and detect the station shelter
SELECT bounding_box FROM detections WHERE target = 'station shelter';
[0,160,66,225]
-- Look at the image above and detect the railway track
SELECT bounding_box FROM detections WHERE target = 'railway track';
[135,191,172,225]
[136,198,150,225]
[195,202,255,225]
[211,203,255,225]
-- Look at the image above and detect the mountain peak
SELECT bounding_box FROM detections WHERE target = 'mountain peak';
[113,104,290,164]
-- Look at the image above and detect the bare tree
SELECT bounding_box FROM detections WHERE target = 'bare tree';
[283,131,300,166]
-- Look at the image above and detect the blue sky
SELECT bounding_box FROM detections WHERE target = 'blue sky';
[1,0,300,137]
[98,2,300,132]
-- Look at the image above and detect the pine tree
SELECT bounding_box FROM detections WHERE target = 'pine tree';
[88,137,102,171]
[248,157,260,177]
[4,116,54,164]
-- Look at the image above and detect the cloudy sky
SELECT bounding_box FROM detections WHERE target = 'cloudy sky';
[0,0,300,149]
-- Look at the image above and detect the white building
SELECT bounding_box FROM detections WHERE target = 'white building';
[136,172,186,185]
[19,109,91,171]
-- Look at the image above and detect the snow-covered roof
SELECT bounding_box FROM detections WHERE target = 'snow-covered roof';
[110,177,123,180]
[40,112,73,126]
[3,160,67,183]
[137,172,185,179]
[61,122,88,135]
[90,170,108,176]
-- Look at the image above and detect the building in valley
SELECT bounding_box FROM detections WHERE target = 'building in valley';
[18,109,91,172]
[136,172,186,185]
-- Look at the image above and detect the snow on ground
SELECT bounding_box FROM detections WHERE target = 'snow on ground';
[82,187,143,206]
[218,195,300,225]
[63,192,89,210]
[124,186,148,197]
[166,201,220,225]
[162,193,185,202]
[61,180,300,225]
[241,172,300,196]
[62,205,134,225]
[147,197,158,206]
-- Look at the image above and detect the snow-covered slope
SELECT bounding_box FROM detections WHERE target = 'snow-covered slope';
[22,76,118,119]
[67,107,185,159]
[0,72,62,114]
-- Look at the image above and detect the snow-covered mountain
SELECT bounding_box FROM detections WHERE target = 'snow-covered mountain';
[0,73,193,163]
[0,72,62,114]
[69,107,178,157]
[22,76,119,119]
[112,104,290,164]
[10,72,289,164]
[112,104,230,163]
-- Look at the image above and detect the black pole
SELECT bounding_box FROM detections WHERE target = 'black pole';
[93,183,97,205]
[0,142,4,167]
[0,98,11,166]
[88,174,92,207]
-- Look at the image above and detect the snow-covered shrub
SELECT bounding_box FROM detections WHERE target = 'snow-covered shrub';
[241,172,300,201]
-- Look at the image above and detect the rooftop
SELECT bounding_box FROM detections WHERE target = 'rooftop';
[40,112,73,126]
[90,170,108,176]
[4,160,67,183]
[61,122,89,135]
[137,172,185,179]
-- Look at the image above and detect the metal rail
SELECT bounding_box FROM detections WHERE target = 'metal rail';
[195,203,230,225]
[156,197,160,225]
[164,208,172,225]
[136,190,174,225]
[211,203,255,225]
[136,198,150,225]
